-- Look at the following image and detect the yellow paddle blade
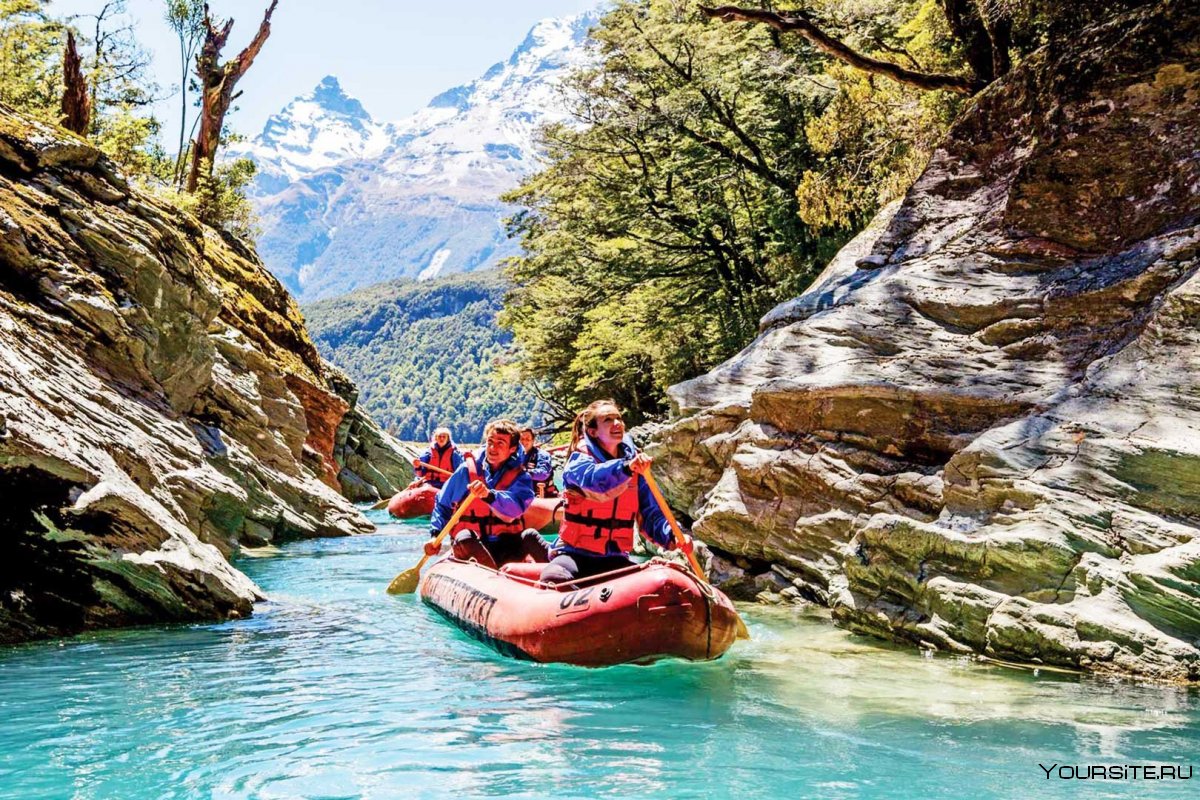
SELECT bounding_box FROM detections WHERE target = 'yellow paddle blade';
[735,614,751,640]
[387,566,421,595]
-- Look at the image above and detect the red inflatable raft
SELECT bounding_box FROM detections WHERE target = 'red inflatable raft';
[386,482,438,518]
[387,488,563,535]
[521,496,562,535]
[419,557,740,666]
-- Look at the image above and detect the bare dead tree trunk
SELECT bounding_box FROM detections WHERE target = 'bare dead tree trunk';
[61,31,91,135]
[699,5,986,94]
[185,0,278,193]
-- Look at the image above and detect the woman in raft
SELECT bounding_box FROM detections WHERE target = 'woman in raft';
[519,426,559,498]
[540,399,692,583]
[413,426,462,489]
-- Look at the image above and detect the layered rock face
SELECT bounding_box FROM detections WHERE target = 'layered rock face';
[0,110,411,643]
[652,2,1200,681]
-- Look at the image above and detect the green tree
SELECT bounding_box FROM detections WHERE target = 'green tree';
[164,0,205,188]
[70,1,165,177]
[175,148,258,238]
[0,0,62,122]
[506,0,964,422]
[72,1,155,132]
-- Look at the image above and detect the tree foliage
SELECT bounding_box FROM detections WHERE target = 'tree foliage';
[0,0,63,121]
[304,272,543,443]
[165,0,205,189]
[502,0,972,422]
[173,150,258,239]
[0,0,260,238]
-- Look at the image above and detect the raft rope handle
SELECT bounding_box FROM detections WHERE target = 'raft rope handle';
[704,587,713,659]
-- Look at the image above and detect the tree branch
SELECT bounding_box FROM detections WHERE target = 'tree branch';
[698,5,983,94]
[631,17,788,190]
[231,0,278,79]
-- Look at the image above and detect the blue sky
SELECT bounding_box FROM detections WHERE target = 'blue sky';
[51,0,601,147]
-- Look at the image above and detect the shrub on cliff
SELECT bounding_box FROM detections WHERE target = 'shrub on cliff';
[170,155,260,240]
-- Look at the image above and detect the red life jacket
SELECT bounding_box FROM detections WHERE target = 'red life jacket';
[454,454,525,539]
[425,443,456,475]
[558,442,640,555]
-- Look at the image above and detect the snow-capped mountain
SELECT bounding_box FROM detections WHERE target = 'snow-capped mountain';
[239,11,599,301]
[236,76,393,193]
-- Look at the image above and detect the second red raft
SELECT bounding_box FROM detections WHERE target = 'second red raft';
[386,482,438,518]
[387,488,562,535]
[419,557,740,666]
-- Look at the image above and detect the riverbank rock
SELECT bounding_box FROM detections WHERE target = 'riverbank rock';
[0,108,410,643]
[325,364,415,502]
[652,1,1200,681]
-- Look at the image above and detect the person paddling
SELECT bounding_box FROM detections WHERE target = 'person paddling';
[413,426,462,489]
[519,426,559,498]
[424,419,552,569]
[540,400,692,584]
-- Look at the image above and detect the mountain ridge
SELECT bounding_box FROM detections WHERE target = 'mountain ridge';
[236,10,599,302]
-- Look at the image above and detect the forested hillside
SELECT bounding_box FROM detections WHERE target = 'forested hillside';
[303,272,539,442]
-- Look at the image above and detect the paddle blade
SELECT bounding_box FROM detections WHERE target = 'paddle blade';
[387,566,421,595]
[735,613,751,640]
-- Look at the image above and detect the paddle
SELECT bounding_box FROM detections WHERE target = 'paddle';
[644,472,751,640]
[386,497,473,595]
[414,462,455,478]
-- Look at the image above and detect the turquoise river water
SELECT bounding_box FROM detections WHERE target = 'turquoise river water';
[1,509,1197,799]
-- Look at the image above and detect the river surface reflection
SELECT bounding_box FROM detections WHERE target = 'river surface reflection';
[1,512,1195,799]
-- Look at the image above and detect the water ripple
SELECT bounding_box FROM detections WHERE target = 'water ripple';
[1,519,1197,799]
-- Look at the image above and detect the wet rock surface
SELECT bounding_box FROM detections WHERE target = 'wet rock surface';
[653,2,1200,681]
[0,110,411,642]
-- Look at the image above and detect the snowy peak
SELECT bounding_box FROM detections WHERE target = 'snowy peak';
[245,8,602,300]
[382,10,599,191]
[242,76,391,185]
[430,12,595,120]
[418,14,594,116]
[510,13,594,68]
[306,76,371,119]
[259,75,375,144]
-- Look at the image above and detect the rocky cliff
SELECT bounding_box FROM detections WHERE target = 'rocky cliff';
[652,1,1200,682]
[0,109,411,643]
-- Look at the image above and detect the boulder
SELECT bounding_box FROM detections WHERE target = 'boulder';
[653,1,1200,681]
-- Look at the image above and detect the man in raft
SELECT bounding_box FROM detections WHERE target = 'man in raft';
[413,426,462,489]
[540,399,692,583]
[519,426,559,498]
[424,419,552,568]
